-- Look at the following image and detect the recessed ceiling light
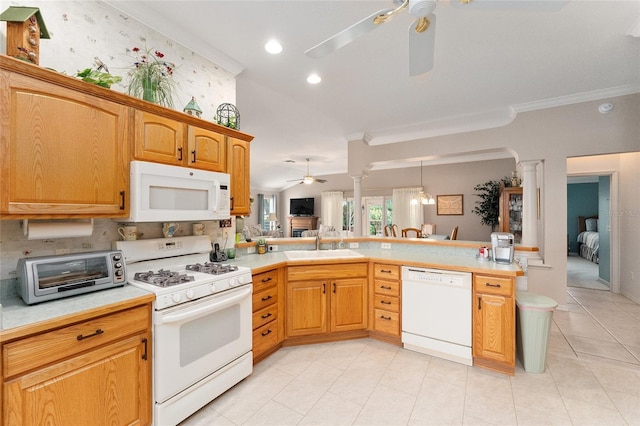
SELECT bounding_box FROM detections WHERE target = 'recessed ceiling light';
[598,103,614,114]
[264,40,283,54]
[307,73,322,84]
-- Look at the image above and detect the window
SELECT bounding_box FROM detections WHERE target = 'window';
[258,194,277,231]
[343,198,354,233]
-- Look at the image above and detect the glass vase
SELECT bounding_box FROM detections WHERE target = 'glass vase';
[142,75,158,104]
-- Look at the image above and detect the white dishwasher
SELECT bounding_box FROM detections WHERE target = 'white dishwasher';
[401,266,473,365]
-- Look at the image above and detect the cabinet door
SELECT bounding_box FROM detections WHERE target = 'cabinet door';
[473,293,515,365]
[331,278,367,332]
[227,137,250,215]
[499,187,523,243]
[133,110,185,165]
[4,334,151,426]
[286,280,327,337]
[0,71,129,217]
[187,126,226,171]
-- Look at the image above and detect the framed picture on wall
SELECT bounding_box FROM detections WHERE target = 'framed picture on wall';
[437,194,464,215]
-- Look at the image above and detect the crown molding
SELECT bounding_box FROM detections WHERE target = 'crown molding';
[512,84,640,113]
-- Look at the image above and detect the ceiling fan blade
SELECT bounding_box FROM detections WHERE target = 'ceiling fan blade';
[305,8,392,59]
[408,14,436,76]
[451,0,567,12]
[314,178,328,183]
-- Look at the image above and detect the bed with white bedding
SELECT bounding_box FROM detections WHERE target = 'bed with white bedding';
[577,215,599,263]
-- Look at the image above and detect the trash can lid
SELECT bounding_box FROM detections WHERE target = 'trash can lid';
[516,291,558,311]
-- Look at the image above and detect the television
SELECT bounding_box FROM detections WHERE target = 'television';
[290,197,314,216]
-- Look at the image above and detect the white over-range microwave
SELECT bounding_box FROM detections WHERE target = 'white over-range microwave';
[128,161,231,222]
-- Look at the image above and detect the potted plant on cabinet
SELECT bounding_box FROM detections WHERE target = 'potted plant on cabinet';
[257,237,267,254]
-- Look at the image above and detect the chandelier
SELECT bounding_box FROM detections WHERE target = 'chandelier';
[412,161,435,205]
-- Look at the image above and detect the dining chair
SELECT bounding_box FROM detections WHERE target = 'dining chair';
[384,225,392,237]
[391,224,399,237]
[449,226,459,240]
[401,227,422,238]
[421,223,436,236]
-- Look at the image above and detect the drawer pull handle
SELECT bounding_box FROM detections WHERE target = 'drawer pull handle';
[261,277,273,283]
[380,269,392,273]
[485,283,502,288]
[261,312,273,319]
[261,295,273,301]
[380,315,392,320]
[142,337,148,361]
[261,329,273,337]
[380,285,392,290]
[77,328,104,341]
[380,300,392,305]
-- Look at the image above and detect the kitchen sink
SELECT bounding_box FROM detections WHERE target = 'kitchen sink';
[284,249,364,260]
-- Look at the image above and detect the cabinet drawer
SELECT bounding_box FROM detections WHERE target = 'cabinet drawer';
[288,263,367,281]
[474,275,514,297]
[253,321,279,358]
[374,294,399,313]
[374,264,400,281]
[3,306,149,378]
[373,309,400,336]
[374,279,400,297]
[252,303,278,330]
[253,269,278,293]
[253,285,278,311]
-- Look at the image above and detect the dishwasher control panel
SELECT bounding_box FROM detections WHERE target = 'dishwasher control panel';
[402,267,471,288]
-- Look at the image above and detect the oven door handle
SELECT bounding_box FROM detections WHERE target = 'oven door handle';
[159,286,251,324]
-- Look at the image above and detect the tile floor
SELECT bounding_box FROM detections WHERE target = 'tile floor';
[182,287,640,425]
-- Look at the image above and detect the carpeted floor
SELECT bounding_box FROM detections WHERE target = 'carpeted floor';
[567,254,609,290]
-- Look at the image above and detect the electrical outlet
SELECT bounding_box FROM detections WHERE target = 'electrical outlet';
[268,245,278,252]
[82,243,93,250]
[349,242,359,249]
[381,243,391,249]
[247,246,256,254]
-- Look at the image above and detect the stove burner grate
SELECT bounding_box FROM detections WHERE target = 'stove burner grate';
[134,269,196,287]
[186,262,239,275]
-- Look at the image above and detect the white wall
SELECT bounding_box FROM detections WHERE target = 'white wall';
[348,94,640,305]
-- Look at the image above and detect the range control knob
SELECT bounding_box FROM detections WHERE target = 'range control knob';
[210,284,217,293]
[172,293,183,304]
[186,289,195,299]
[229,277,239,287]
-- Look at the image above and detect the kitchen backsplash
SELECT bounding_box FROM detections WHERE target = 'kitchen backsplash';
[0,219,235,282]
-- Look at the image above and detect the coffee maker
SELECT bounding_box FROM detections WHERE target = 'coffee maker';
[490,232,515,264]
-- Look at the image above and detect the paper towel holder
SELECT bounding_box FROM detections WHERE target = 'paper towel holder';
[22,219,94,238]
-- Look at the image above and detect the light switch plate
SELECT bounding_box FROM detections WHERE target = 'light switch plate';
[349,242,359,249]
[381,243,391,249]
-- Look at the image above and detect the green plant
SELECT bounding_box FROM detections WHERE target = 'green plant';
[472,180,503,231]
[127,46,176,107]
[75,68,122,88]
[257,237,266,246]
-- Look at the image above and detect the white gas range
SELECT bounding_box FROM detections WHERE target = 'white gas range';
[115,236,253,426]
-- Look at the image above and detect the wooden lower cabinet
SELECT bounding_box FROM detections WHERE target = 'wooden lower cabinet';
[251,268,283,362]
[286,263,367,338]
[2,304,152,425]
[472,274,516,375]
[370,263,401,339]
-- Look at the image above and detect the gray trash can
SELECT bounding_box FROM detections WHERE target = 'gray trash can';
[515,291,557,373]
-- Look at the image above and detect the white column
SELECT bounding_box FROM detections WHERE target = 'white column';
[521,161,539,247]
[353,175,363,237]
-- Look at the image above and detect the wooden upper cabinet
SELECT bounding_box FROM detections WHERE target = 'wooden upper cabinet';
[187,126,226,172]
[227,137,251,215]
[133,110,186,166]
[0,70,129,218]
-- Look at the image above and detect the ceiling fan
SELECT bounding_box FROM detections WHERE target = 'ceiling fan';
[305,0,438,76]
[287,158,327,185]
[305,0,567,76]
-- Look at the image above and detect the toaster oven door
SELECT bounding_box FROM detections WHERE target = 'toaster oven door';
[33,256,110,295]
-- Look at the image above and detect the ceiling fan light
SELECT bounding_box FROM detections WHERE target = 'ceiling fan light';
[307,73,322,84]
[303,176,314,184]
[409,0,436,18]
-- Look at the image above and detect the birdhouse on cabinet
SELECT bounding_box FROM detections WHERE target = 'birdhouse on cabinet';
[0,6,50,65]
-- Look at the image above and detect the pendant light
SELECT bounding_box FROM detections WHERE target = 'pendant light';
[412,161,435,205]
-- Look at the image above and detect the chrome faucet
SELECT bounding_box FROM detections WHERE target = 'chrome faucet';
[315,234,322,250]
